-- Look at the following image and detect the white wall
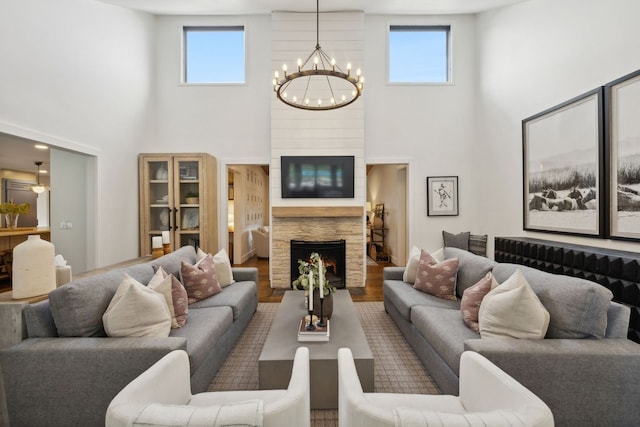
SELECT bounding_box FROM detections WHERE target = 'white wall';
[152,15,272,160]
[0,0,156,267]
[364,14,478,251]
[476,0,640,256]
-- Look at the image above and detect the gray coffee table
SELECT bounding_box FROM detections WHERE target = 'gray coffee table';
[258,289,374,409]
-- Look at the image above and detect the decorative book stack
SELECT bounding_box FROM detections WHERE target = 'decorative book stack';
[297,317,330,342]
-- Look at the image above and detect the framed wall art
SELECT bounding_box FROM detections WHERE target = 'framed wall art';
[427,176,458,216]
[605,69,640,241]
[522,87,605,237]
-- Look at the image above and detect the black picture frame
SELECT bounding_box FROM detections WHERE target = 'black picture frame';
[427,176,458,216]
[605,69,640,241]
[522,87,605,237]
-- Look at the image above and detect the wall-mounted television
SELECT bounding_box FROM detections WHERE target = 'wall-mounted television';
[281,156,354,198]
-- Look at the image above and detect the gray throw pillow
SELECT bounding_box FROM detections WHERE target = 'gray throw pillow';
[443,231,470,251]
[469,234,488,256]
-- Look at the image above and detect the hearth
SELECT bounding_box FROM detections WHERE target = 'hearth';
[290,239,346,289]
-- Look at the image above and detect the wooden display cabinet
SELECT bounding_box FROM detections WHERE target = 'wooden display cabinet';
[138,153,217,256]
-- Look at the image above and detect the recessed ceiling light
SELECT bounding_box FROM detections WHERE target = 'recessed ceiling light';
[34,144,48,150]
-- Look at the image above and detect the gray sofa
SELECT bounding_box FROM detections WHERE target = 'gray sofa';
[0,246,258,427]
[383,247,640,427]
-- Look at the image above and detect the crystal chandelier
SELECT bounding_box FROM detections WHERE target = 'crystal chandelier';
[272,0,364,111]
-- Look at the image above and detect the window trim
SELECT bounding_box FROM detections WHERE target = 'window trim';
[387,24,452,86]
[182,25,247,85]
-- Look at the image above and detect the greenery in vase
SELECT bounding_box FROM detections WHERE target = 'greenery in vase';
[0,202,30,215]
[292,252,336,296]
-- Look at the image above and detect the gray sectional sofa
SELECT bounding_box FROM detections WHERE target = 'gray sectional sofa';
[0,246,258,427]
[384,247,640,427]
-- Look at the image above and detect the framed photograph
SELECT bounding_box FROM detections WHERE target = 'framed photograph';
[605,69,640,240]
[427,176,458,216]
[522,87,605,237]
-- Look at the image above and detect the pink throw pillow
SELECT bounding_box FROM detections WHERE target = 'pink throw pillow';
[413,250,459,301]
[180,255,221,304]
[460,272,495,333]
[161,270,188,327]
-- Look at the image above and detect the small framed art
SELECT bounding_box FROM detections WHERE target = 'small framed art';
[427,176,459,216]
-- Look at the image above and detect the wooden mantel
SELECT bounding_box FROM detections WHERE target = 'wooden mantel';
[272,206,364,218]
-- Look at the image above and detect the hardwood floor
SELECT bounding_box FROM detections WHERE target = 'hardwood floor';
[235,256,394,303]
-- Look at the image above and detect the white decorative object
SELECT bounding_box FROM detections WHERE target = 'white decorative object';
[155,165,168,180]
[152,236,162,249]
[159,209,169,228]
[162,231,170,244]
[308,271,313,311]
[12,235,56,299]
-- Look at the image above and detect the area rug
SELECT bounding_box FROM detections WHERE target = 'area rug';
[208,302,440,427]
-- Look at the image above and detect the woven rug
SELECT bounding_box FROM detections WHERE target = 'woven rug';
[208,302,440,427]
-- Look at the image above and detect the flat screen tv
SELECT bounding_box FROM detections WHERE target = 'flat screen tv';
[281,156,354,198]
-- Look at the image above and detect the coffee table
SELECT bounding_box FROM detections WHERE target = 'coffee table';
[258,289,374,409]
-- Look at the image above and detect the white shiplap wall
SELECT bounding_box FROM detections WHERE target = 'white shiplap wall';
[271,11,365,207]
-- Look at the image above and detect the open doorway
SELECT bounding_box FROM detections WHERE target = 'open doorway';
[366,163,409,266]
[225,164,270,265]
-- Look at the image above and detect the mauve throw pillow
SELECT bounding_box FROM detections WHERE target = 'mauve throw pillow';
[460,272,497,333]
[147,267,178,328]
[180,255,221,304]
[160,269,188,327]
[413,250,459,301]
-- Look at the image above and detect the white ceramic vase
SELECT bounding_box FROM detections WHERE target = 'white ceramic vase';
[12,235,56,299]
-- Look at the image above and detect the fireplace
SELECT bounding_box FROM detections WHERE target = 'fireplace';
[290,239,346,289]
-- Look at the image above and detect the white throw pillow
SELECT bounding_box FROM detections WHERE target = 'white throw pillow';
[197,248,235,287]
[148,267,179,328]
[479,269,550,339]
[103,274,171,337]
[403,246,444,283]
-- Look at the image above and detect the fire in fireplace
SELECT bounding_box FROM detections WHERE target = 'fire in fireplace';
[290,239,346,289]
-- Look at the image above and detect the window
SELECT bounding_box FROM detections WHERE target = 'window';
[183,26,245,84]
[389,25,450,83]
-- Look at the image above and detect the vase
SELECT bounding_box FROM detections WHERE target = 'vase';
[312,293,333,320]
[12,235,56,299]
[4,214,19,229]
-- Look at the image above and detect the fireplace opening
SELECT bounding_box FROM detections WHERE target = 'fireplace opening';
[290,239,346,289]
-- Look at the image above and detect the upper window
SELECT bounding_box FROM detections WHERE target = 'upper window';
[183,26,245,84]
[388,25,450,84]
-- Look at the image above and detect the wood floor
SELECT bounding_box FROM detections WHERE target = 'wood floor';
[235,256,394,303]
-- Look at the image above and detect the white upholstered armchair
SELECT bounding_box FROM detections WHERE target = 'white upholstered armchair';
[338,348,553,427]
[252,226,270,258]
[106,347,310,427]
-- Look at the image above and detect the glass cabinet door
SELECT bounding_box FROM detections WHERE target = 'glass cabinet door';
[174,157,202,249]
[140,157,174,254]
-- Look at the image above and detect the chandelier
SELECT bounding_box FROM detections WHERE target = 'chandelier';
[272,0,364,111]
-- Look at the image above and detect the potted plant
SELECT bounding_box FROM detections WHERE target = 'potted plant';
[292,252,336,318]
[0,202,30,229]
[185,192,199,204]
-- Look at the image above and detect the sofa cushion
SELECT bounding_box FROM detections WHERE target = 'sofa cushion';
[168,273,188,327]
[384,280,460,322]
[181,255,222,304]
[151,245,198,278]
[197,248,236,287]
[411,305,479,376]
[444,247,496,298]
[148,268,178,328]
[460,272,497,333]
[479,270,550,340]
[469,234,488,256]
[49,264,156,337]
[169,306,233,374]
[414,251,458,301]
[443,231,470,251]
[103,274,171,337]
[403,246,444,283]
[493,263,613,339]
[188,280,257,320]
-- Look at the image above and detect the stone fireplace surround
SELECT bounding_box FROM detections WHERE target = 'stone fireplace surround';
[271,206,365,289]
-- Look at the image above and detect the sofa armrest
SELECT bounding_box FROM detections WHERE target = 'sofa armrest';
[383,267,405,281]
[232,267,258,283]
[464,338,640,426]
[1,337,187,427]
